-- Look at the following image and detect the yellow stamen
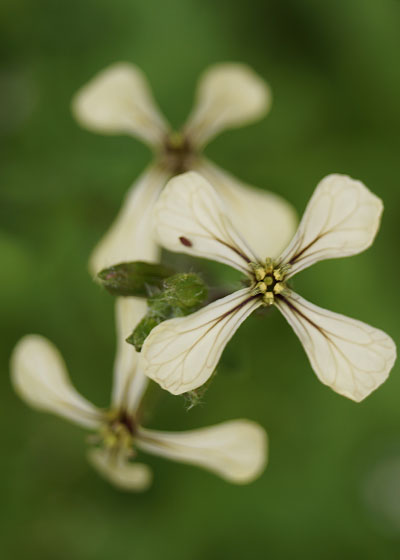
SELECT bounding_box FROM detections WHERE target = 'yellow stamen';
[264,258,274,274]
[273,282,286,295]
[254,267,266,281]
[273,269,284,281]
[256,281,267,293]
[263,292,274,306]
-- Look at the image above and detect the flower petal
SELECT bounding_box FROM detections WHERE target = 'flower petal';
[89,165,169,275]
[276,292,396,402]
[137,419,267,484]
[196,159,297,259]
[111,298,149,413]
[141,288,261,395]
[72,62,169,146]
[184,63,271,148]
[278,174,383,278]
[153,171,258,275]
[88,448,152,491]
[10,335,103,428]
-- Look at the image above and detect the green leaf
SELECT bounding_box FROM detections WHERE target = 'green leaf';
[127,272,208,351]
[97,261,175,297]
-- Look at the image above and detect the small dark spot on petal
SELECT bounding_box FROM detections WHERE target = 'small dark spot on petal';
[179,236,192,247]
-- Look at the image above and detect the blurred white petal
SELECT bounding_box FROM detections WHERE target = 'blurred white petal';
[184,63,271,147]
[142,288,261,395]
[89,165,169,276]
[276,292,396,402]
[153,171,258,275]
[72,62,169,146]
[112,298,149,413]
[11,335,103,428]
[88,448,152,491]
[137,419,267,484]
[278,174,383,278]
[196,159,297,259]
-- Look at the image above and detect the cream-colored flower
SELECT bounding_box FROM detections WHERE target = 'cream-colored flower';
[72,62,297,273]
[10,298,267,490]
[142,172,396,401]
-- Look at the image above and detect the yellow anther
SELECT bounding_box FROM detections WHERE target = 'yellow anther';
[273,268,285,281]
[263,292,275,306]
[273,282,286,295]
[264,258,274,274]
[120,432,133,450]
[254,267,266,281]
[99,414,134,451]
[99,425,110,438]
[103,432,118,448]
[105,409,119,422]
[256,281,267,293]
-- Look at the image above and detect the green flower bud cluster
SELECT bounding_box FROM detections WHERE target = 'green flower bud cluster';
[98,261,175,297]
[126,272,208,351]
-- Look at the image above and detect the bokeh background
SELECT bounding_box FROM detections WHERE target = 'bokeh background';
[1,0,400,558]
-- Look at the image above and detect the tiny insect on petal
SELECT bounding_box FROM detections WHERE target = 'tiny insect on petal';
[153,171,258,275]
[179,236,193,247]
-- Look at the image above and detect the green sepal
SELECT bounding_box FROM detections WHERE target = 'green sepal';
[127,272,208,351]
[97,261,175,297]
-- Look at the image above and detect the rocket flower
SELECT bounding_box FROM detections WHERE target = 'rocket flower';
[141,172,396,400]
[72,62,296,272]
[10,298,267,490]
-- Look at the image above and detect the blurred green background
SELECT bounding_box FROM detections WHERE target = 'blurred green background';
[1,0,400,558]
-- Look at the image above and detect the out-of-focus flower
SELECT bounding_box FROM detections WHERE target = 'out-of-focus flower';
[141,172,396,400]
[10,298,267,490]
[72,62,297,273]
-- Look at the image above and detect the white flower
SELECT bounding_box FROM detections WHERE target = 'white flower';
[10,298,267,490]
[141,171,396,401]
[72,62,297,274]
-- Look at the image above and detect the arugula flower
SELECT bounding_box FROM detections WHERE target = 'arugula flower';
[72,62,296,273]
[141,172,396,401]
[11,298,267,490]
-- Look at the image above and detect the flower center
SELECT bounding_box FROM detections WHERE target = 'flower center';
[99,409,136,454]
[251,258,290,306]
[161,131,196,173]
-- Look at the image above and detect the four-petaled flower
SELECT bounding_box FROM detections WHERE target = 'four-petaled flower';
[141,171,396,400]
[72,62,297,273]
[11,298,267,490]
